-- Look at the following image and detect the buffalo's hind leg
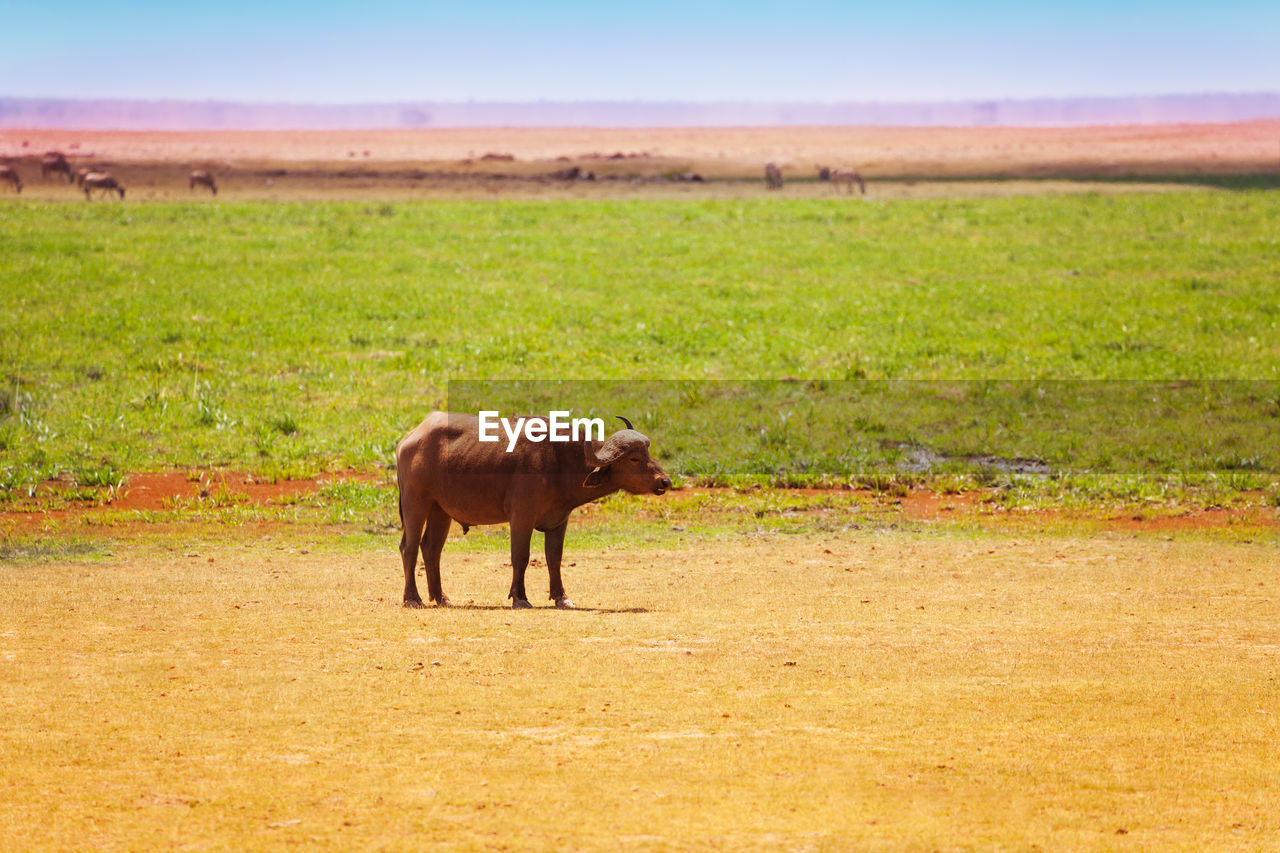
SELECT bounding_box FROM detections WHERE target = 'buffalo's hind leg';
[508,514,535,608]
[400,499,428,608]
[422,504,453,606]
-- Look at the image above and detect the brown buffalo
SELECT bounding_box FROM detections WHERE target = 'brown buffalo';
[830,168,866,195]
[764,162,783,190]
[73,166,100,187]
[395,412,671,609]
[190,170,217,195]
[0,165,20,193]
[82,172,125,200]
[41,151,72,182]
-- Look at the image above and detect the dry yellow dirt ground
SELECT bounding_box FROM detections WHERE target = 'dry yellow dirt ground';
[2,530,1277,850]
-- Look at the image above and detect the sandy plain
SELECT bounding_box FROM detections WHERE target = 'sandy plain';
[4,532,1280,851]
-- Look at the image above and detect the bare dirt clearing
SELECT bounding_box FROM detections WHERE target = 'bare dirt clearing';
[4,121,1277,200]
[2,532,1277,849]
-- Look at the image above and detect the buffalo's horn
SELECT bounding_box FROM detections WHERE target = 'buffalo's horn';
[584,423,649,468]
[616,415,634,430]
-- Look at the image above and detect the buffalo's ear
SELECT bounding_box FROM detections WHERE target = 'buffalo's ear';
[582,466,609,488]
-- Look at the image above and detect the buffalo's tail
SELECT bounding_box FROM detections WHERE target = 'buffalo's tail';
[396,474,406,552]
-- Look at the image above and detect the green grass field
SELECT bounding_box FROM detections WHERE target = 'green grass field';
[3,193,1279,505]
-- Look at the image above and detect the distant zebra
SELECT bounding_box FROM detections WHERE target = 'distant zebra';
[82,172,125,200]
[41,151,73,182]
[0,164,21,193]
[829,168,866,195]
[189,170,217,195]
[764,162,783,190]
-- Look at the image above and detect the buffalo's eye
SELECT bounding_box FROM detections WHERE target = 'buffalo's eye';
[630,456,642,463]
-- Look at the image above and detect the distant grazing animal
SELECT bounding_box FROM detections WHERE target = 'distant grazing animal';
[0,165,21,193]
[395,413,671,609]
[816,166,832,181]
[41,152,73,182]
[73,167,98,187]
[830,168,866,195]
[764,162,783,190]
[189,170,217,195]
[82,172,125,200]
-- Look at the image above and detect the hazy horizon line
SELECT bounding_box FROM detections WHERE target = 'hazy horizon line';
[7,91,1280,108]
[5,92,1280,131]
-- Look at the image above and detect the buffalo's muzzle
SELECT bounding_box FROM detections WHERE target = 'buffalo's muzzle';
[654,476,671,495]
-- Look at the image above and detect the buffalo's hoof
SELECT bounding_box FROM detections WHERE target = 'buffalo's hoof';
[435,596,452,608]
[512,598,533,609]
[403,598,426,609]
[555,597,576,610]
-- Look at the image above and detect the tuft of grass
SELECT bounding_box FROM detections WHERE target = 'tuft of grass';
[305,479,396,525]
[0,536,110,565]
[267,413,300,436]
[849,472,913,497]
[194,397,226,427]
[316,479,390,509]
[73,460,124,490]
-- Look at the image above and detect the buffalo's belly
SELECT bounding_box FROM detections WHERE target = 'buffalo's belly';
[436,498,509,527]
[434,495,576,532]
[534,512,572,533]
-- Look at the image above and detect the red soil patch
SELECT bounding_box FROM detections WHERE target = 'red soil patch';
[108,470,336,512]
[0,470,379,531]
[2,474,1275,535]
[897,489,986,519]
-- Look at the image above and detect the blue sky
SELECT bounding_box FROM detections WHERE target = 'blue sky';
[4,0,1278,103]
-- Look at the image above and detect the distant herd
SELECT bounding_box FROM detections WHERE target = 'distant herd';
[771,163,867,194]
[1,150,867,198]
[0,150,217,200]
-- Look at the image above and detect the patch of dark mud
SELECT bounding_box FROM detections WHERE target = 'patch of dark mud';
[896,444,1052,477]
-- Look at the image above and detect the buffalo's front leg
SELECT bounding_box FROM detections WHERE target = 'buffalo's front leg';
[544,522,574,609]
[508,515,534,608]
